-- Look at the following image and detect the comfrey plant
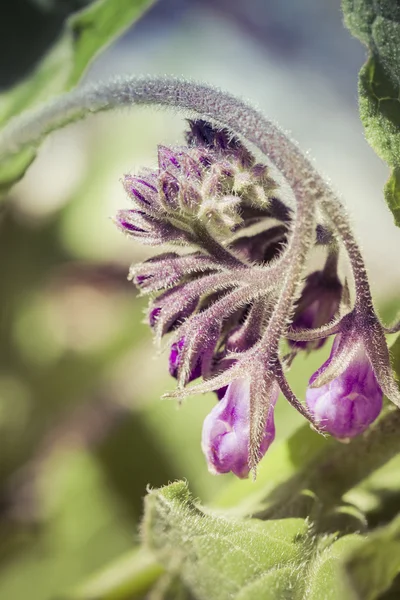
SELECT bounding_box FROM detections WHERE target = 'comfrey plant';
[1,77,399,479]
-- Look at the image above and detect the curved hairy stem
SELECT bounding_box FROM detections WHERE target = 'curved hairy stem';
[321,199,373,309]
[285,317,344,342]
[0,76,338,207]
[274,360,322,429]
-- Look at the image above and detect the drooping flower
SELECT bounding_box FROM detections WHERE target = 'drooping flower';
[115,117,398,478]
[306,335,383,439]
[201,378,278,478]
[2,74,398,481]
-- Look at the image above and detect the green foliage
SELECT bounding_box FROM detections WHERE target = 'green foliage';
[0,0,155,193]
[342,0,400,226]
[345,514,400,599]
[143,481,309,600]
[134,330,400,600]
[142,481,368,600]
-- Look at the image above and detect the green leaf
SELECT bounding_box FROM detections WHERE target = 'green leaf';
[344,514,400,600]
[342,0,400,227]
[385,168,400,226]
[143,481,309,600]
[305,535,363,600]
[0,0,155,193]
[142,481,364,600]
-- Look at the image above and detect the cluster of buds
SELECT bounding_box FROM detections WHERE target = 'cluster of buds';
[1,75,397,478]
[116,118,400,479]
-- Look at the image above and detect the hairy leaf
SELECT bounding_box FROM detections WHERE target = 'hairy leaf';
[0,0,154,193]
[342,0,400,226]
[344,514,400,599]
[143,481,365,600]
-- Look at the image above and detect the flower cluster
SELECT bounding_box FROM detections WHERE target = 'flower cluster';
[116,118,399,478]
[1,75,397,478]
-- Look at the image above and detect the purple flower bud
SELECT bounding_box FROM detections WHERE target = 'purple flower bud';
[180,152,203,180]
[122,174,160,211]
[169,337,185,378]
[158,171,180,210]
[178,180,203,213]
[290,269,342,350]
[149,307,161,327]
[186,119,253,167]
[169,337,201,382]
[158,145,182,171]
[149,285,199,334]
[130,252,182,291]
[130,252,219,294]
[115,209,187,245]
[306,338,383,439]
[201,378,278,478]
[135,274,152,286]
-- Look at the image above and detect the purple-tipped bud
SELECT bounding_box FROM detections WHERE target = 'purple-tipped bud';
[158,146,182,172]
[116,209,186,245]
[158,171,180,211]
[168,319,221,384]
[130,252,219,294]
[290,269,342,350]
[123,173,160,212]
[130,253,180,291]
[306,338,383,439]
[149,307,161,327]
[169,337,201,382]
[186,119,253,167]
[149,285,199,334]
[201,378,278,478]
[169,337,185,378]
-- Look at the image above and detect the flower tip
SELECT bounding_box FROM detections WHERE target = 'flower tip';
[201,378,276,478]
[306,342,383,439]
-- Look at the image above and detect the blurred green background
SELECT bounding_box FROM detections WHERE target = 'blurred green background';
[1,1,399,598]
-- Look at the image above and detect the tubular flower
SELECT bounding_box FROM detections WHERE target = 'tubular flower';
[306,335,383,439]
[201,378,278,478]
